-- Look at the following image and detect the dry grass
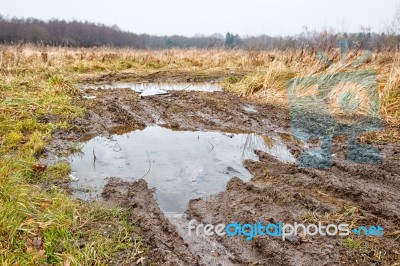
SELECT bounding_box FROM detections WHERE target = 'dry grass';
[220,49,399,124]
[9,45,397,124]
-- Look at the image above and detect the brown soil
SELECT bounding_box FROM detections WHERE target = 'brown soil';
[102,177,200,265]
[42,71,400,265]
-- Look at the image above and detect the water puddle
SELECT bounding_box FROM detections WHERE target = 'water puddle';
[242,104,258,113]
[69,126,295,214]
[81,83,222,97]
[81,95,96,100]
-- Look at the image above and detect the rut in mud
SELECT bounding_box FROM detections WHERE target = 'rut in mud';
[42,73,400,265]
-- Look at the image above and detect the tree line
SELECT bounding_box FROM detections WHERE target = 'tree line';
[0,15,398,51]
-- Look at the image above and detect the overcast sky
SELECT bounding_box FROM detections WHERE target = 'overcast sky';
[0,0,398,36]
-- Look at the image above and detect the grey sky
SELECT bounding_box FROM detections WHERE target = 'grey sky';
[0,0,398,36]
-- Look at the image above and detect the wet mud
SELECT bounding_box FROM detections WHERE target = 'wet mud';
[42,72,400,265]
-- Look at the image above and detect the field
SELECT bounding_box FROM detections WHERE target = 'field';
[0,45,399,265]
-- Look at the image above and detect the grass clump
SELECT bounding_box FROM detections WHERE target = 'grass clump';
[343,237,365,249]
[41,161,71,182]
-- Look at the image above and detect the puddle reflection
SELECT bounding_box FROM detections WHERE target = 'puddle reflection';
[70,126,295,213]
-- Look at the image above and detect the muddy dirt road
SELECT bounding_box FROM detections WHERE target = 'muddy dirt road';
[43,72,400,265]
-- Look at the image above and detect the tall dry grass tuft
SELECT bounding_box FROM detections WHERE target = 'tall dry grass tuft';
[220,48,399,125]
[381,53,400,123]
